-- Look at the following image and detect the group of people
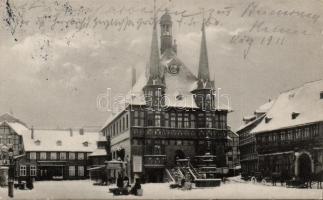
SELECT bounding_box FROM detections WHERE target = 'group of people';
[116,173,142,195]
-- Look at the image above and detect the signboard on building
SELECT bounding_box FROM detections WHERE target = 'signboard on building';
[133,156,142,172]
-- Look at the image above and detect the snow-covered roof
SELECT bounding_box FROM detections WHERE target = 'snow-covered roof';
[255,100,275,114]
[101,49,231,130]
[0,113,29,128]
[23,129,99,152]
[237,100,275,132]
[124,49,199,109]
[252,79,323,134]
[237,114,266,133]
[0,121,29,136]
[88,149,107,157]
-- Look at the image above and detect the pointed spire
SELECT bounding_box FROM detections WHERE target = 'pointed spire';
[147,0,161,81]
[198,19,210,81]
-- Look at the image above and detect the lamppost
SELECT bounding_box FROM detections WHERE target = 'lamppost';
[8,147,14,198]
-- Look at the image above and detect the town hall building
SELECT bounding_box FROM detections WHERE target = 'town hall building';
[101,11,231,183]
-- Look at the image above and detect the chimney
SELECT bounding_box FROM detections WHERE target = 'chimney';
[31,126,34,139]
[69,128,73,137]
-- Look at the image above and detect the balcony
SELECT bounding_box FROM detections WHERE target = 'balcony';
[131,127,227,140]
[143,155,167,168]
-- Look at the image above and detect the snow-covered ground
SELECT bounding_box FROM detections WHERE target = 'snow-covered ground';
[0,179,322,199]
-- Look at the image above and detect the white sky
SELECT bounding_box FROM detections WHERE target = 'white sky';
[0,0,323,130]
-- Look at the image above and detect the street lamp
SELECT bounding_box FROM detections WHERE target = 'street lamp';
[8,147,14,198]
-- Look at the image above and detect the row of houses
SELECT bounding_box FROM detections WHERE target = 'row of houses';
[238,79,323,181]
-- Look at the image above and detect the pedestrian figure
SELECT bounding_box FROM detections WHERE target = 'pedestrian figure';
[117,173,123,188]
[26,176,34,190]
[130,178,141,195]
[181,178,185,188]
[123,176,130,187]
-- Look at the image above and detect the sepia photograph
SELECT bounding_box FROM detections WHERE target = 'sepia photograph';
[0,0,323,199]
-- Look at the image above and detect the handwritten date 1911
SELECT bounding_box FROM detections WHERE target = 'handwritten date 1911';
[230,34,285,59]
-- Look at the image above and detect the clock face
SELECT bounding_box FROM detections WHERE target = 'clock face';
[168,64,180,75]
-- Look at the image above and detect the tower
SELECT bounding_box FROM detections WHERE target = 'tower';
[160,10,177,54]
[191,21,215,110]
[143,5,165,110]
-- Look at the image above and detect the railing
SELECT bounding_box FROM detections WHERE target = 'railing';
[144,146,165,155]
[165,168,175,183]
[131,127,227,140]
[189,162,200,179]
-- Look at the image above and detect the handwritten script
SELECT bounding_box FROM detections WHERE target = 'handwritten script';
[1,0,322,59]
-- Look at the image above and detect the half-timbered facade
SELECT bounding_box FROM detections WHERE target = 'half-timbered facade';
[252,80,323,181]
[101,12,231,183]
[0,113,101,181]
[237,100,274,177]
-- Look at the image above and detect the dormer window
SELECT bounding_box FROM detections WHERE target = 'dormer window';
[265,116,272,123]
[56,140,62,146]
[320,91,323,99]
[291,112,300,120]
[34,140,41,145]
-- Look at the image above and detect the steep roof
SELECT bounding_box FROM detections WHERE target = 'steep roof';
[198,22,210,81]
[146,10,164,86]
[22,129,99,152]
[101,17,231,130]
[125,49,199,109]
[0,121,29,136]
[255,100,275,114]
[237,100,274,132]
[0,113,28,128]
[252,79,323,134]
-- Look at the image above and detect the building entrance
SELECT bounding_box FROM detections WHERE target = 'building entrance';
[145,168,164,183]
[298,153,312,181]
[38,166,64,180]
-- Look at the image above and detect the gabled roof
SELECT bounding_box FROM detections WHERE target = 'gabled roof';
[237,114,266,133]
[237,100,274,133]
[1,121,29,135]
[252,79,323,134]
[255,100,275,114]
[118,48,200,110]
[23,129,99,152]
[0,113,28,128]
